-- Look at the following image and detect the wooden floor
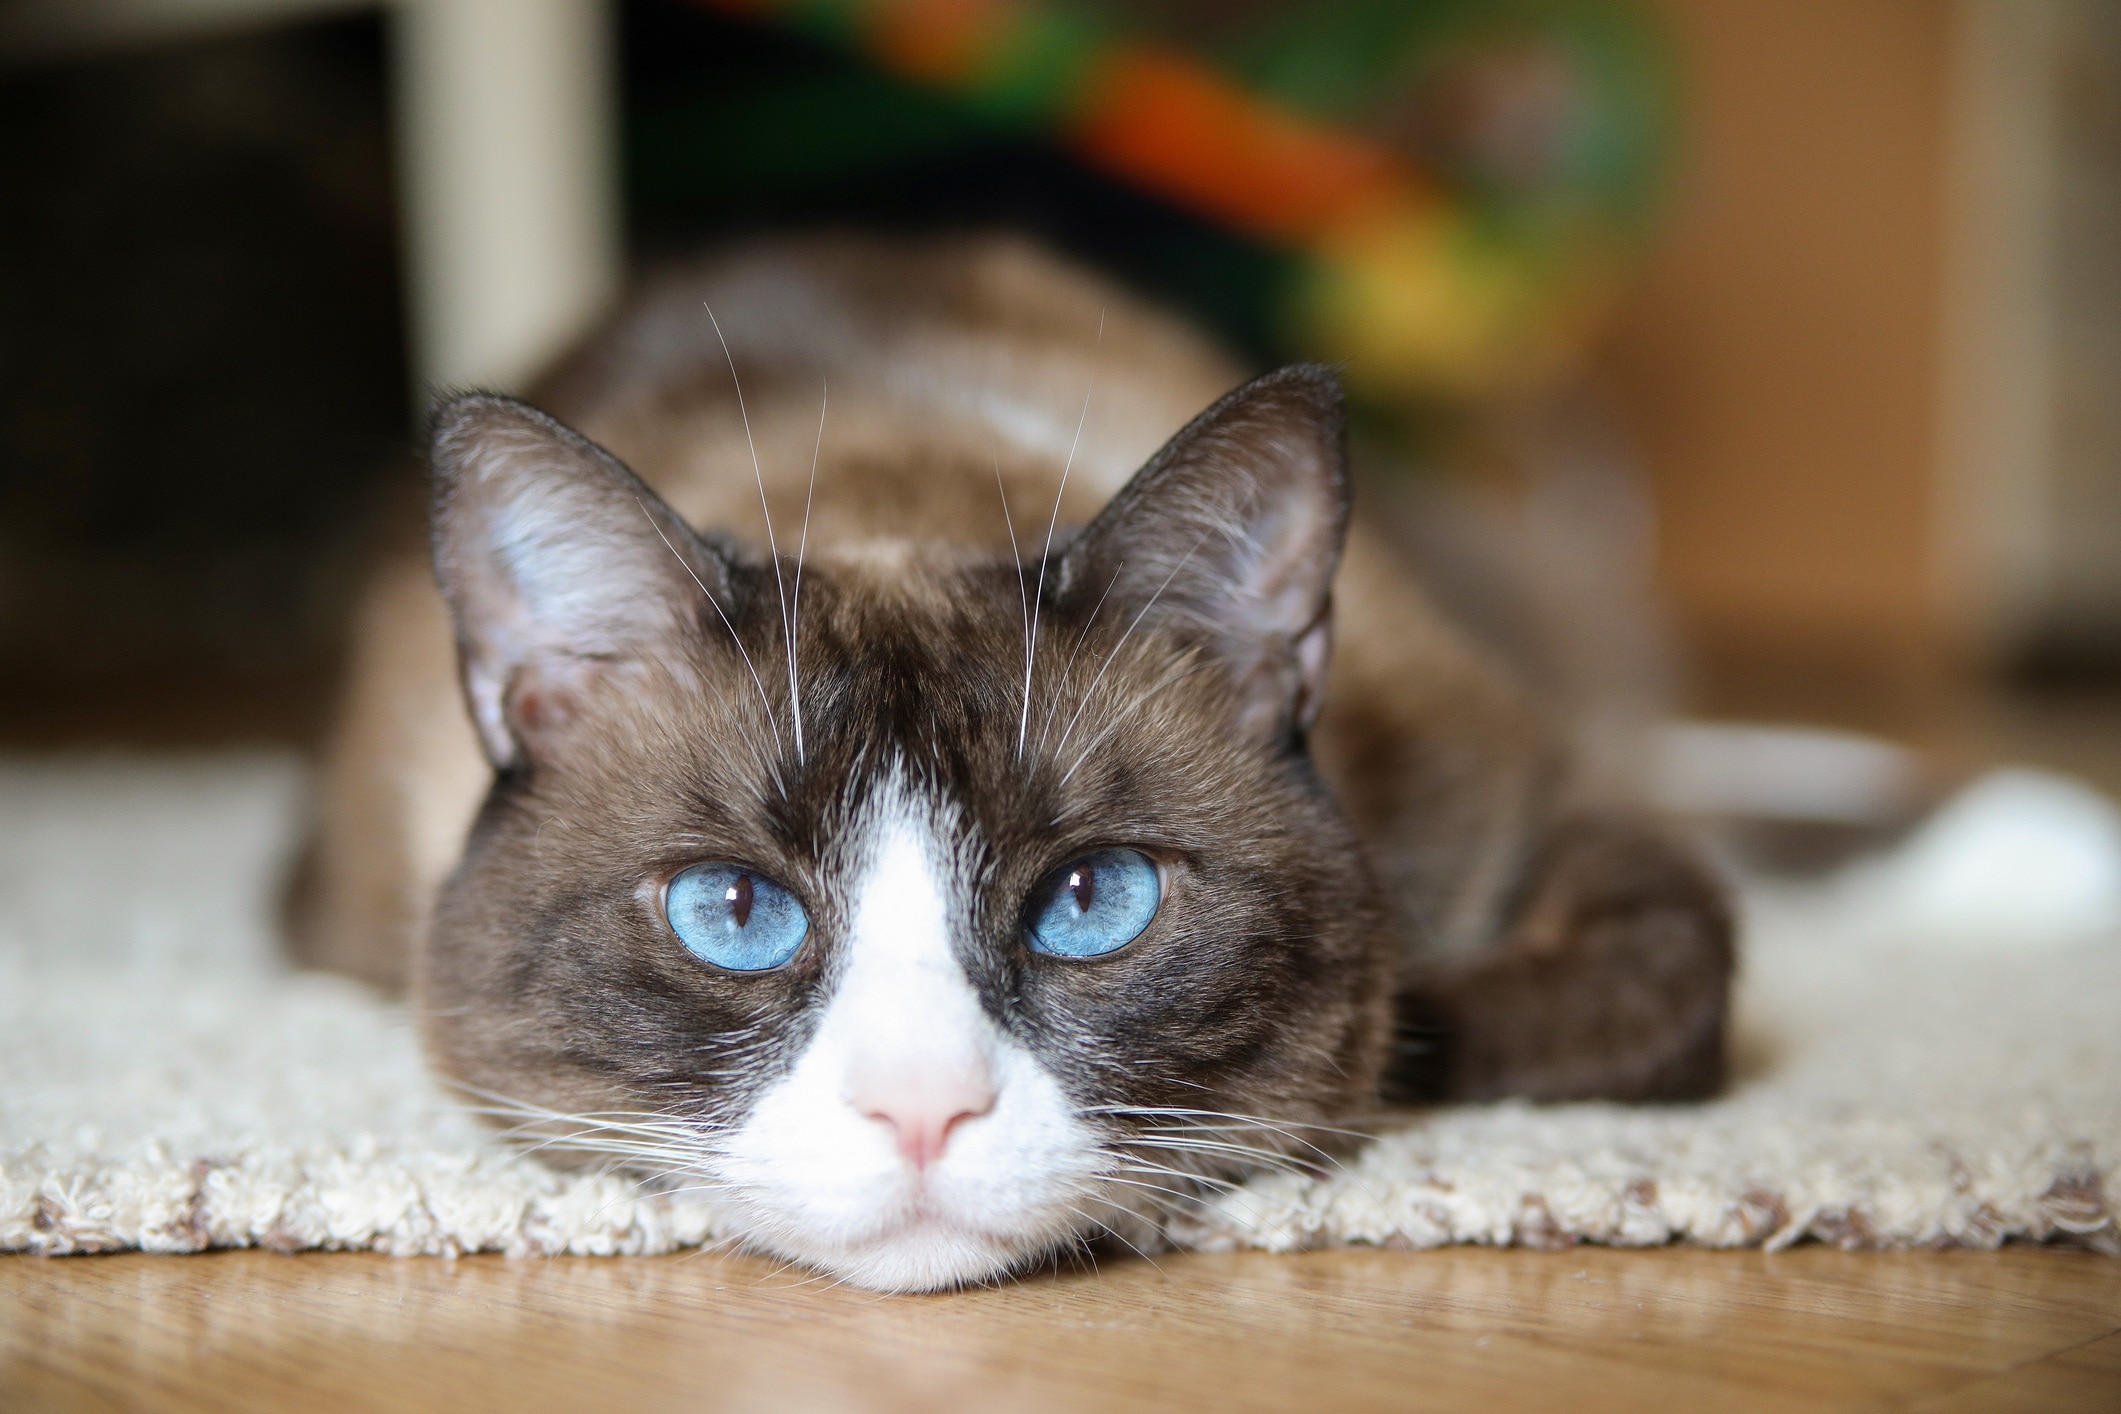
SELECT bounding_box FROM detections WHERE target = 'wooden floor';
[4,1245,2118,1412]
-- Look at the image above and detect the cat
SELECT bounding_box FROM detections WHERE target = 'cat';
[293,234,1731,1292]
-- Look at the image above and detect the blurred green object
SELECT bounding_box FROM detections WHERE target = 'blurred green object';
[636,0,1675,402]
[1201,0,1674,400]
[1216,0,1671,222]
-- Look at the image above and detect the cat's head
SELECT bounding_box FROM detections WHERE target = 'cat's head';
[422,366,1393,1291]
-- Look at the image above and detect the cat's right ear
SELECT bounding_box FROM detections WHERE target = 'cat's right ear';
[1053,365,1348,747]
[429,394,729,771]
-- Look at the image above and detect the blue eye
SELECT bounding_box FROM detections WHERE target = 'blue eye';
[1024,848,1162,958]
[664,864,809,972]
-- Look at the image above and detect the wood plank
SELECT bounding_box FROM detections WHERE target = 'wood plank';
[4,1247,2117,1412]
[1910,1330,2121,1413]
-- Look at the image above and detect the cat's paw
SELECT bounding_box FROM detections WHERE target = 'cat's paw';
[1389,814,1734,1104]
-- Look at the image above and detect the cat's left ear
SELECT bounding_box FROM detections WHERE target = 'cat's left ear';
[1055,364,1348,744]
[429,393,735,771]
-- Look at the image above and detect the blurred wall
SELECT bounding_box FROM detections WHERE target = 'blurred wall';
[2019,0,2121,671]
[1598,0,1956,714]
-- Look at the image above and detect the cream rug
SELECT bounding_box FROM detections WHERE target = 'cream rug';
[3,753,2116,1259]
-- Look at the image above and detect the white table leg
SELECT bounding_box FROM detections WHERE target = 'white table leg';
[390,0,620,399]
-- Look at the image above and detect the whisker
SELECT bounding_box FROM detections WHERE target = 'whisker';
[1055,658,1209,792]
[1131,1119,1367,1150]
[990,436,1031,728]
[484,1127,722,1165]
[1100,1107,1391,1211]
[788,378,826,764]
[455,1091,725,1140]
[450,1084,747,1225]
[705,302,798,762]
[1034,559,1124,761]
[1097,1105,1375,1138]
[1103,1166,1237,1200]
[576,1169,738,1234]
[470,1102,726,1131]
[1063,1202,1166,1275]
[1117,1137,1323,1181]
[1020,310,1103,760]
[1021,390,1088,756]
[1117,1128,1324,1166]
[1085,1110,1365,1170]
[1048,531,1209,768]
[672,1231,751,1267]
[1107,1160,1276,1230]
[505,1133,718,1163]
[450,1080,706,1124]
[481,1119,712,1153]
[638,1180,740,1201]
[1048,1226,1105,1280]
[636,499,784,795]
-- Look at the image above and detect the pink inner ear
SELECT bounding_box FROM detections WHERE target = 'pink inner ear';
[430,392,741,772]
[511,684,555,737]
[499,659,613,766]
[1243,481,1338,630]
[1226,608,1335,744]
[1050,367,1346,747]
[1291,611,1333,732]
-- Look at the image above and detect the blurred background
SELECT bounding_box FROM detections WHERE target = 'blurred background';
[2,0,2118,814]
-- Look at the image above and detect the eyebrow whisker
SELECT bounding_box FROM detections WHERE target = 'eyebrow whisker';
[1020,308,1104,762]
[636,499,786,795]
[790,378,827,765]
[706,301,800,765]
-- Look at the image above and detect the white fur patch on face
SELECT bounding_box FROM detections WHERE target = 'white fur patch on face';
[716,779,1106,1291]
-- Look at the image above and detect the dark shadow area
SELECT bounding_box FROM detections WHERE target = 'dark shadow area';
[0,14,409,745]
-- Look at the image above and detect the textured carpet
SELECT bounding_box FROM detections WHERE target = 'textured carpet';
[3,753,2115,1259]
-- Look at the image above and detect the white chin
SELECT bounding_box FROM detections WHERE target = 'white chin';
[760,1217,1054,1293]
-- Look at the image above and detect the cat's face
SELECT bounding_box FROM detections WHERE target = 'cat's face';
[422,369,1393,1292]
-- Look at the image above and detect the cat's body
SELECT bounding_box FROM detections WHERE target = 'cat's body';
[298,235,1729,1291]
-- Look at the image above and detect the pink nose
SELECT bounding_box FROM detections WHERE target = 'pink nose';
[853,1073,997,1171]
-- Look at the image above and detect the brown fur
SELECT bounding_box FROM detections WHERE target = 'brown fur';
[294,233,1730,1130]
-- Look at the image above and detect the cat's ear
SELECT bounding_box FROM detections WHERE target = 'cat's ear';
[429,393,729,770]
[1055,364,1349,744]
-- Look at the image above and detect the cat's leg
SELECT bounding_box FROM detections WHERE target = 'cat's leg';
[1387,814,1733,1103]
[1275,517,1734,1105]
[286,550,488,994]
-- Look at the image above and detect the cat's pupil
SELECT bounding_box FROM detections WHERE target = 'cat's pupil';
[1068,865,1095,915]
[726,873,754,928]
